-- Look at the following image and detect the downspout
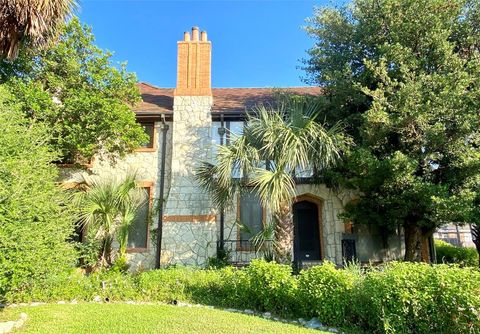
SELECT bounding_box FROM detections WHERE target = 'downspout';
[155,115,169,269]
[218,114,226,253]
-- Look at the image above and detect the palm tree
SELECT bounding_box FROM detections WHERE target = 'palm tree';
[0,0,77,59]
[197,100,347,264]
[72,173,146,268]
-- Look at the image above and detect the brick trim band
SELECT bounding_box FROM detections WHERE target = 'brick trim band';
[163,215,216,223]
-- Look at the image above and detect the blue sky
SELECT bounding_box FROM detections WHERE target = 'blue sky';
[78,0,339,88]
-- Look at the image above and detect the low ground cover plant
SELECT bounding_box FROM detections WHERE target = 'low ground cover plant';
[1,260,479,334]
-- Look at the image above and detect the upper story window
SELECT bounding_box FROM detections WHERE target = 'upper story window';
[212,121,245,178]
[138,121,155,149]
[228,121,244,141]
[212,121,244,146]
[294,165,314,178]
[137,120,155,152]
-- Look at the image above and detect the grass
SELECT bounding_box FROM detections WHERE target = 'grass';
[0,303,327,334]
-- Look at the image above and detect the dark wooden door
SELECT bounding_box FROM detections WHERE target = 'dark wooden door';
[293,200,321,263]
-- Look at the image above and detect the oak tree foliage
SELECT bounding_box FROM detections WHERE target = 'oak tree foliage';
[0,17,147,164]
[304,0,480,261]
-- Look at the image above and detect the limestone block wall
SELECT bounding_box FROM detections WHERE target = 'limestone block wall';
[161,96,217,266]
[60,121,173,271]
[221,181,405,265]
[221,184,356,265]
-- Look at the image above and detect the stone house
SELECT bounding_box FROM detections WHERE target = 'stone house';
[68,27,404,270]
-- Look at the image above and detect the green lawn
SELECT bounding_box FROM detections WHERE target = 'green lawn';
[0,303,327,334]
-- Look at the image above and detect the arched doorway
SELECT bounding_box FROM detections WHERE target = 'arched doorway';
[293,194,324,265]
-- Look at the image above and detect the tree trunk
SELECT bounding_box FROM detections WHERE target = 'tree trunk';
[471,224,480,268]
[99,236,114,268]
[273,202,294,265]
[404,219,431,262]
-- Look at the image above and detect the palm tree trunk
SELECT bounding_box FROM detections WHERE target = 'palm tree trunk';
[273,202,294,264]
[99,235,114,268]
[118,224,129,258]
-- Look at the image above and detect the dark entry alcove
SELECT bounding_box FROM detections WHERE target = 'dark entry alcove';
[293,200,321,263]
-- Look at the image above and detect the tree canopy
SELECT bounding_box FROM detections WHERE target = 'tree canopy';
[0,17,147,164]
[304,0,480,261]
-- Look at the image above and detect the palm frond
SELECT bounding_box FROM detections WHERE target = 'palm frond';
[0,0,77,59]
[69,172,146,267]
[196,97,348,218]
[250,166,296,212]
[196,161,237,209]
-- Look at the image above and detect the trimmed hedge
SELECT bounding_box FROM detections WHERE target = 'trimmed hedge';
[435,239,478,267]
[298,262,359,327]
[352,262,480,334]
[3,260,479,334]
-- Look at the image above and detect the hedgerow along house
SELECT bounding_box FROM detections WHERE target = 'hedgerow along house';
[67,27,405,270]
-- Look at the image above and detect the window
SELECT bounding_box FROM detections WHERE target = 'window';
[212,120,245,177]
[237,190,264,249]
[127,185,152,251]
[138,121,155,150]
[228,121,244,141]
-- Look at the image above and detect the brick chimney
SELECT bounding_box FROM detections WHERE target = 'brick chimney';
[174,27,212,96]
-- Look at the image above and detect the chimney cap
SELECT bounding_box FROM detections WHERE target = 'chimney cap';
[192,26,199,30]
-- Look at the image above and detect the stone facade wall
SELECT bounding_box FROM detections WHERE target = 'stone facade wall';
[161,95,217,266]
[61,121,173,271]
[222,184,356,265]
[222,183,404,265]
[61,102,404,269]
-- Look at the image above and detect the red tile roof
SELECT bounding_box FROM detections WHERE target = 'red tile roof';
[135,82,323,114]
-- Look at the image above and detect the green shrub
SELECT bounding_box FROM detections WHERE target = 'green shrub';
[186,268,233,306]
[3,257,480,334]
[137,267,192,303]
[0,88,76,303]
[352,262,480,334]
[110,256,130,274]
[137,266,247,309]
[206,249,232,269]
[75,241,101,270]
[297,261,359,326]
[241,259,297,316]
[8,270,141,303]
[435,239,478,267]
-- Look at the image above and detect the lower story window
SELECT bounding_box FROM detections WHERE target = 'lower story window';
[238,190,264,249]
[127,185,151,250]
